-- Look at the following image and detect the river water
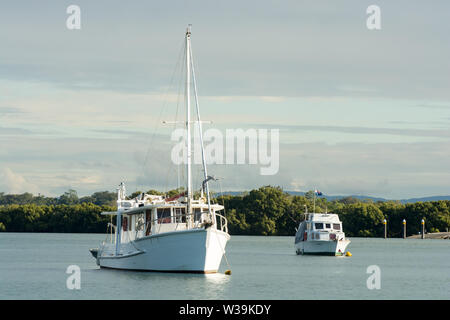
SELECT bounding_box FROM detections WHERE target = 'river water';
[0,233,448,299]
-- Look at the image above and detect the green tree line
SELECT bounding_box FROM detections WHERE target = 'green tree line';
[217,186,450,237]
[0,186,449,237]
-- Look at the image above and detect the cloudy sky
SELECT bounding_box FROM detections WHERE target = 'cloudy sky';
[1,1,449,199]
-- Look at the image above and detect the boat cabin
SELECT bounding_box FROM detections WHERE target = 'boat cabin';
[295,213,345,243]
[101,192,227,245]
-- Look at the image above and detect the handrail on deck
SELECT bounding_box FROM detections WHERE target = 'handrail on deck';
[215,213,228,233]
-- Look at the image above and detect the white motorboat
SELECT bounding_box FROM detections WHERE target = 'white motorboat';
[295,211,350,256]
[90,26,230,273]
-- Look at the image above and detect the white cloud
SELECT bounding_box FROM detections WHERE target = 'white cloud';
[0,167,39,194]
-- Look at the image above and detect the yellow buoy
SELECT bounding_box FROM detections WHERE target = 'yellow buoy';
[345,251,352,257]
[225,270,232,275]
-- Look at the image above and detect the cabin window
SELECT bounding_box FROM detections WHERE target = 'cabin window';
[194,208,202,222]
[325,223,331,229]
[157,208,171,223]
[135,214,144,232]
[145,210,152,235]
[122,216,128,231]
[174,207,186,223]
[333,223,341,230]
[314,223,324,230]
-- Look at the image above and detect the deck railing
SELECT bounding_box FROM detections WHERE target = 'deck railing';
[215,213,228,233]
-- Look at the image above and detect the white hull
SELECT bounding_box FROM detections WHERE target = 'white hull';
[97,228,229,273]
[295,239,350,256]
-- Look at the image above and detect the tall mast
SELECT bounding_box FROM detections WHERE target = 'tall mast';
[186,25,192,217]
[189,41,212,215]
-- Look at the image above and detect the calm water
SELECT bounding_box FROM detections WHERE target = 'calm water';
[0,233,448,300]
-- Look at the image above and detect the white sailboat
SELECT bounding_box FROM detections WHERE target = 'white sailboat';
[90,26,230,273]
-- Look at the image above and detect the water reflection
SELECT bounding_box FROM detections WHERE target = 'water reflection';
[93,268,230,282]
[201,273,232,299]
[204,273,231,285]
[87,267,232,299]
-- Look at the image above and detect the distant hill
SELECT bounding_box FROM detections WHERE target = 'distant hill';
[399,196,450,204]
[215,191,450,203]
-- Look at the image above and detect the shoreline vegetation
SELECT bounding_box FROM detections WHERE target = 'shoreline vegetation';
[0,186,449,238]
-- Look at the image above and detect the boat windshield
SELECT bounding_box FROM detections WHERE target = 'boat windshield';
[314,223,324,230]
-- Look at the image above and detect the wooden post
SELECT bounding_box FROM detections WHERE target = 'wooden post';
[403,219,407,238]
[383,219,387,239]
[421,219,425,239]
